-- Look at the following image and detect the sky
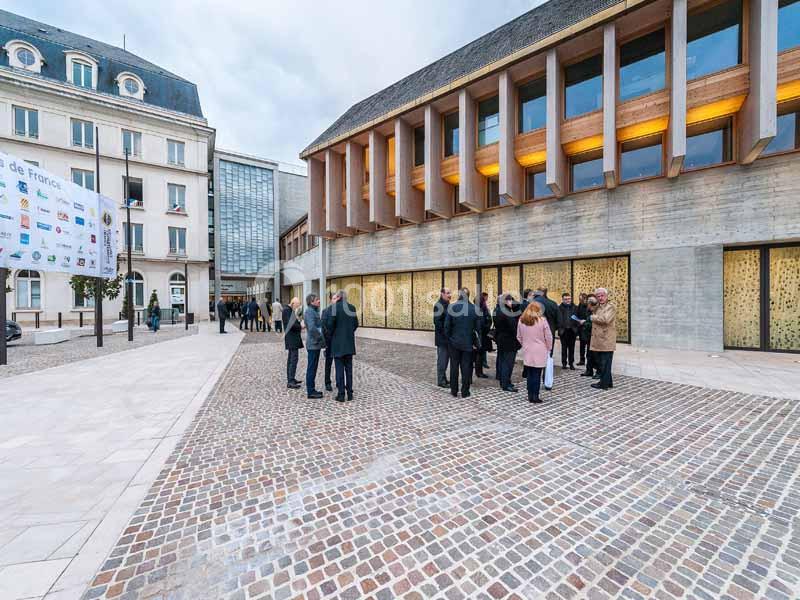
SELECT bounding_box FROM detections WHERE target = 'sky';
[5,0,547,168]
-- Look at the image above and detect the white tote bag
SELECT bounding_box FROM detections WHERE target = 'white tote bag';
[544,355,554,390]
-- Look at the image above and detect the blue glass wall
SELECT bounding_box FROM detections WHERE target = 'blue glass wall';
[218,159,275,275]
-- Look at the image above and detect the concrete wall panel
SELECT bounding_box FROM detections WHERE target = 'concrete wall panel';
[459,89,486,212]
[424,105,454,217]
[668,0,687,177]
[603,23,617,188]
[546,49,566,196]
[325,149,351,235]
[346,141,374,232]
[499,71,523,204]
[369,130,396,227]
[395,119,425,223]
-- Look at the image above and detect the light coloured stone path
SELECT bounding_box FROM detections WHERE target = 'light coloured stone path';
[0,322,243,600]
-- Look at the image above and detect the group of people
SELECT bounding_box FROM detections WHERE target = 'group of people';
[434,286,616,402]
[214,297,286,334]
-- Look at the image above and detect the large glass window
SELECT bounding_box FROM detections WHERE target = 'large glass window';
[525,166,551,201]
[122,129,142,157]
[123,176,144,207]
[452,185,470,214]
[414,126,425,166]
[71,168,95,191]
[444,112,459,157]
[71,119,93,148]
[168,183,186,211]
[13,106,38,138]
[620,135,663,182]
[168,227,187,255]
[565,54,603,119]
[477,95,499,146]
[779,0,800,52]
[619,29,666,102]
[764,104,800,155]
[168,140,185,166]
[486,177,509,208]
[687,0,742,81]
[123,223,144,253]
[133,272,145,307]
[519,77,546,133]
[683,118,733,171]
[72,61,92,88]
[570,150,604,192]
[14,270,41,310]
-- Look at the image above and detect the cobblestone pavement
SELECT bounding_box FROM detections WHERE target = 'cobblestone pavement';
[83,333,800,600]
[0,326,197,378]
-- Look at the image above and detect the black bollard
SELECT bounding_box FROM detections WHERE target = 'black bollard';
[58,312,62,328]
[79,312,84,328]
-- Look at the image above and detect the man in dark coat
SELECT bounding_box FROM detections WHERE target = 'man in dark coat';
[444,288,480,399]
[433,288,452,388]
[283,297,303,389]
[303,294,325,399]
[557,292,579,370]
[216,299,228,334]
[323,290,359,402]
[247,297,259,332]
[494,294,521,392]
[321,292,339,392]
[575,293,589,366]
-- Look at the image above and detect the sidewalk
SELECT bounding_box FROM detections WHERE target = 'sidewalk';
[0,322,243,600]
[356,327,800,400]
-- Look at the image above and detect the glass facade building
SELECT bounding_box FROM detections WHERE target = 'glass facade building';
[217,159,275,275]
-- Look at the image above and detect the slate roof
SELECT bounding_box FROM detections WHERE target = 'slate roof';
[302,0,623,156]
[0,9,204,118]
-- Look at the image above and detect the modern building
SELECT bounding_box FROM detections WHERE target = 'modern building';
[279,213,322,303]
[209,149,307,308]
[0,9,213,324]
[301,0,800,353]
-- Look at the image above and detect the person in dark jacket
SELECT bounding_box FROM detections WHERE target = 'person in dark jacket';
[474,292,492,377]
[321,292,339,392]
[444,288,480,399]
[575,293,589,366]
[303,294,325,399]
[540,288,559,341]
[283,297,303,389]
[150,301,161,333]
[579,294,597,378]
[247,297,259,332]
[323,290,359,402]
[557,293,579,370]
[216,299,229,334]
[433,288,452,388]
[494,294,521,392]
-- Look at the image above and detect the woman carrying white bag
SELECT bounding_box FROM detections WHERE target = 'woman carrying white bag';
[516,301,554,404]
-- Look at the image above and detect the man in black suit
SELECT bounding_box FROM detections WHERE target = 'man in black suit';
[557,292,579,370]
[216,298,228,334]
[323,290,359,402]
[283,297,303,389]
[444,288,480,399]
[321,292,339,392]
[433,287,452,388]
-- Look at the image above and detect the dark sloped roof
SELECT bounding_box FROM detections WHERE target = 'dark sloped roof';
[302,0,622,156]
[0,9,204,118]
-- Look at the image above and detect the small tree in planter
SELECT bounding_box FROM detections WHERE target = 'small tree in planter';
[147,289,159,317]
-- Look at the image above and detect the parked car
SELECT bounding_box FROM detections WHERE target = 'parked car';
[5,320,21,342]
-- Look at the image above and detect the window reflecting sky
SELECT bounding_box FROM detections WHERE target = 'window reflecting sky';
[765,112,798,155]
[526,170,550,199]
[687,0,741,80]
[685,129,727,170]
[621,142,662,181]
[571,157,603,191]
[565,55,602,119]
[619,29,665,102]
[519,78,546,133]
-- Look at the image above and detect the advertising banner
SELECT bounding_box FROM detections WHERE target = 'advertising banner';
[0,150,117,278]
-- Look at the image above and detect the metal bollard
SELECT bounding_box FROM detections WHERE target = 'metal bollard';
[79,312,84,328]
[11,312,16,322]
[137,311,141,327]
[172,311,176,325]
[35,312,40,329]
[58,312,62,328]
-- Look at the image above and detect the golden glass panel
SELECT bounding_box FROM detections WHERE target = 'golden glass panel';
[444,270,459,295]
[480,268,499,312]
[769,246,800,351]
[523,261,572,299]
[573,256,629,343]
[413,270,442,330]
[362,274,386,328]
[723,249,761,349]
[460,269,477,299]
[326,278,341,301]
[501,266,521,300]
[339,276,362,321]
[386,272,412,329]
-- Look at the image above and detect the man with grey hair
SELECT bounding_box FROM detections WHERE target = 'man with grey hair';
[304,293,324,398]
[323,289,359,402]
[589,287,616,390]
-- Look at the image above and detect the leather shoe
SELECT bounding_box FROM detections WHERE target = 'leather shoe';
[529,394,542,403]
[450,391,458,397]
[569,365,575,370]
[502,385,518,393]
[590,382,608,390]
[307,391,323,399]
[290,379,301,385]
[476,374,489,379]
[347,393,353,401]
[438,382,449,388]
[335,395,346,402]
[576,361,585,366]
[462,391,471,398]
[287,382,301,389]
[592,374,600,379]
[325,383,333,392]
[580,371,593,377]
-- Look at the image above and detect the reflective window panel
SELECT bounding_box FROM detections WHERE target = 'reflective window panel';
[619,29,666,102]
[687,0,742,81]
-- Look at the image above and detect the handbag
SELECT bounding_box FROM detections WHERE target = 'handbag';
[544,355,554,390]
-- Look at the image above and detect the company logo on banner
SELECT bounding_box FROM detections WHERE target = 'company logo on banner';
[0,150,118,278]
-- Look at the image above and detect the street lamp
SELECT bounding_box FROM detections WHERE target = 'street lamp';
[124,148,133,342]
[184,258,189,331]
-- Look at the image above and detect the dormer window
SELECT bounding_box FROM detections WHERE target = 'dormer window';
[64,51,98,90]
[4,40,43,73]
[116,72,145,100]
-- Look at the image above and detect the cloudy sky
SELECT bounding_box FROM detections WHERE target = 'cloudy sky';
[6,0,546,168]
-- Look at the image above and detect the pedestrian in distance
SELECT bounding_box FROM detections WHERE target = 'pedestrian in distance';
[304,293,325,399]
[283,297,303,389]
[433,287,452,388]
[517,300,553,404]
[557,292,579,370]
[575,293,590,366]
[323,290,359,402]
[589,287,616,390]
[259,298,271,332]
[150,300,161,333]
[272,298,284,333]
[321,292,339,392]
[494,294,521,392]
[444,287,480,399]
[247,297,259,332]
[474,292,492,378]
[580,294,598,378]
[216,298,229,334]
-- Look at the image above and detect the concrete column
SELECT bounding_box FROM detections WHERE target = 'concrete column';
[499,71,523,204]
[345,141,373,231]
[319,238,327,308]
[459,89,486,212]
[668,0,687,177]
[424,105,453,218]
[325,149,351,236]
[630,245,723,351]
[740,0,778,164]
[546,49,566,196]
[395,118,425,223]
[603,23,617,188]
[369,130,396,227]
[306,156,330,237]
